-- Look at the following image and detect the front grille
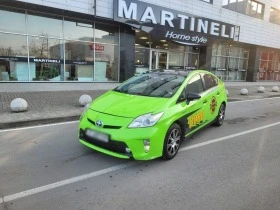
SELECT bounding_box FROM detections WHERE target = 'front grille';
[87,118,122,129]
[80,129,130,156]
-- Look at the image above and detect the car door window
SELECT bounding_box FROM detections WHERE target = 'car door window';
[203,74,218,90]
[186,74,204,94]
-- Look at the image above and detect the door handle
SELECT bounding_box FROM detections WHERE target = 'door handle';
[217,92,220,95]
[203,100,207,104]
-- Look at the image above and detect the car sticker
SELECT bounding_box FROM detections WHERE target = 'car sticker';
[188,110,205,129]
[210,96,217,114]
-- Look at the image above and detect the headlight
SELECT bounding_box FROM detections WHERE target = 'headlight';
[128,112,164,128]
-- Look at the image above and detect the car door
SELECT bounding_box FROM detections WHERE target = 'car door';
[178,73,207,136]
[201,73,220,123]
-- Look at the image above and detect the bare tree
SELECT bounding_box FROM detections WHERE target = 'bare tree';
[0,47,14,56]
[29,34,49,78]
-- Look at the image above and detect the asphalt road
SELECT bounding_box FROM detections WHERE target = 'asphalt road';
[1,98,280,210]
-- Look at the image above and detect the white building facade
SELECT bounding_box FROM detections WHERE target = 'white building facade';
[0,0,280,82]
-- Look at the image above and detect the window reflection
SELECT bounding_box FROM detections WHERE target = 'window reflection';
[65,40,94,81]
[0,9,26,34]
[211,43,249,81]
[223,0,264,19]
[95,23,119,44]
[270,8,280,25]
[259,50,280,81]
[0,34,28,81]
[29,37,63,81]
[0,9,120,82]
[95,44,119,81]
[64,20,94,41]
[27,13,63,38]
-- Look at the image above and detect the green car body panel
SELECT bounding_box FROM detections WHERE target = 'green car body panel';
[79,70,227,160]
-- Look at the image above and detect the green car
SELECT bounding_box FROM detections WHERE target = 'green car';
[79,70,227,160]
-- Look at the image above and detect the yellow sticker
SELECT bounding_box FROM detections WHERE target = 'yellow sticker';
[188,111,204,128]
[210,96,217,114]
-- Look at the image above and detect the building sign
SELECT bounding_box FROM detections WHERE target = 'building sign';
[89,43,105,51]
[114,0,240,45]
[0,56,94,65]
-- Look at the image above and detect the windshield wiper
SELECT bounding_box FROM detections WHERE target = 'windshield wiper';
[113,89,127,93]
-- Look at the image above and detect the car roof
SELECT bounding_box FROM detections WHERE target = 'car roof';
[141,69,191,77]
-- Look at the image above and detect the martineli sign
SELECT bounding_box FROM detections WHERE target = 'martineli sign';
[114,0,240,45]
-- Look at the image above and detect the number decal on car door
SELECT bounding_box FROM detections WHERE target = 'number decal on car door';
[188,110,205,129]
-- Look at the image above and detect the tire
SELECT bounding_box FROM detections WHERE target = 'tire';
[213,103,226,126]
[162,123,182,160]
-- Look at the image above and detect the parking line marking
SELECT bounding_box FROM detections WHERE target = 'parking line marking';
[229,96,280,104]
[180,121,280,152]
[0,162,138,204]
[1,121,280,204]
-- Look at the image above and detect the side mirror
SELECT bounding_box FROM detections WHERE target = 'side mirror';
[186,92,201,104]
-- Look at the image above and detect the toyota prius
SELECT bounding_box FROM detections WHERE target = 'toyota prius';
[79,70,227,160]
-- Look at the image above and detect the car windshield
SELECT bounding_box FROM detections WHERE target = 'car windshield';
[114,73,185,98]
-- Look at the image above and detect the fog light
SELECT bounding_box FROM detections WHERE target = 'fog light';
[143,140,150,153]
[125,147,131,153]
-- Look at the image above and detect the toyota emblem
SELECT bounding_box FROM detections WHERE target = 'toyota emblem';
[96,120,103,127]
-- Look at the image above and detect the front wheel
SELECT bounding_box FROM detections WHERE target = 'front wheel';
[162,123,182,160]
[214,103,226,126]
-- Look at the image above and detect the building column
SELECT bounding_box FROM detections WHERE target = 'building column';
[119,25,135,82]
[199,45,212,70]
[247,46,261,82]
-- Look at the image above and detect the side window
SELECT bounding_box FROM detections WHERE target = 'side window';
[203,74,218,90]
[186,74,204,94]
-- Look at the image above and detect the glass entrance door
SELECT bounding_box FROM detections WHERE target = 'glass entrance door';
[150,50,169,70]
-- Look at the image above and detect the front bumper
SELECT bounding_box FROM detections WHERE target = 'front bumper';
[79,113,167,160]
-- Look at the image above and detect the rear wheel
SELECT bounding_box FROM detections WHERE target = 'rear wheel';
[162,123,182,160]
[214,103,226,126]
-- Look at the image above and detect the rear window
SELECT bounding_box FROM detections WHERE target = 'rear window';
[114,73,185,98]
[203,74,218,90]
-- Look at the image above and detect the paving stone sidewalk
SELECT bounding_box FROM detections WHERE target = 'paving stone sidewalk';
[0,90,108,129]
[0,82,280,129]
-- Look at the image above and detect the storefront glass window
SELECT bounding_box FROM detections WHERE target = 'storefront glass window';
[64,20,94,41]
[169,52,185,69]
[135,31,150,48]
[212,44,218,56]
[186,53,199,69]
[95,23,119,44]
[65,40,94,81]
[0,34,28,81]
[211,43,249,81]
[259,49,280,81]
[29,36,63,81]
[135,48,150,74]
[0,9,26,34]
[27,13,63,38]
[95,44,119,81]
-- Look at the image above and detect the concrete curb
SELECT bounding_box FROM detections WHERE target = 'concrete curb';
[0,115,80,130]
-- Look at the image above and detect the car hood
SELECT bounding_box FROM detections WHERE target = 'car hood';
[90,91,169,118]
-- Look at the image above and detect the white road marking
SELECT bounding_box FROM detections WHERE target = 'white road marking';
[229,96,280,104]
[0,121,78,133]
[1,121,280,204]
[180,121,280,152]
[1,97,280,133]
[0,162,137,204]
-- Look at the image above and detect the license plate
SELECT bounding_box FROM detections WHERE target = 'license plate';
[86,129,109,143]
